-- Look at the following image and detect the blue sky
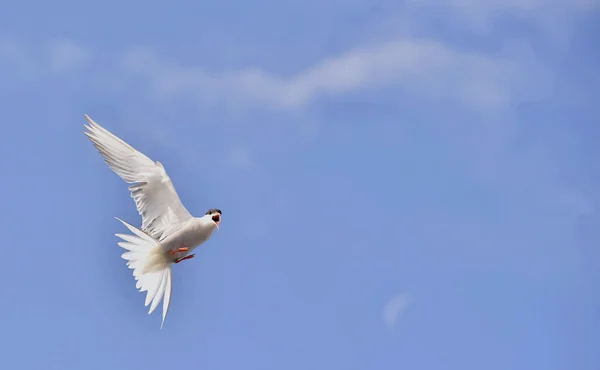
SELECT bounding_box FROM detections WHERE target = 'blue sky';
[1,1,599,369]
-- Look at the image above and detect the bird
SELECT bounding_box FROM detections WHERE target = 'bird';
[83,114,222,328]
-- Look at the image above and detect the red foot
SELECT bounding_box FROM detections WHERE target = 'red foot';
[169,246,190,255]
[174,254,195,264]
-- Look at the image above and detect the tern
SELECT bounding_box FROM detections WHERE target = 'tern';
[83,114,221,328]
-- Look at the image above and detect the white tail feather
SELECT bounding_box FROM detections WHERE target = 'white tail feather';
[114,217,173,328]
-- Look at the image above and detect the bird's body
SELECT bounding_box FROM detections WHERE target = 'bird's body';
[83,114,222,328]
[159,217,217,262]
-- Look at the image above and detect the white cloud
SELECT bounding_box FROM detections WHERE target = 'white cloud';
[0,38,91,79]
[5,0,586,114]
[1,0,585,113]
[120,38,546,112]
[382,293,411,329]
[46,39,91,74]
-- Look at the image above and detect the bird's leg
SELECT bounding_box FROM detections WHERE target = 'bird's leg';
[174,254,195,264]
[168,245,190,255]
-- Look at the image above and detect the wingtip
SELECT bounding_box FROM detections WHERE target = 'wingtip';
[83,114,97,127]
[114,217,128,227]
[114,217,132,228]
[83,115,95,134]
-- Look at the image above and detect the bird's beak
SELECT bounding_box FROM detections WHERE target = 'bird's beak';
[215,221,220,231]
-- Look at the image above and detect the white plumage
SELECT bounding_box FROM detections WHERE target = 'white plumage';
[84,114,221,328]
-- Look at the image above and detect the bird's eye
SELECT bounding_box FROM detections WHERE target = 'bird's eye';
[212,215,220,222]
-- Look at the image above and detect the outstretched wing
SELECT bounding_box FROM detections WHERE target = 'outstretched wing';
[84,114,193,241]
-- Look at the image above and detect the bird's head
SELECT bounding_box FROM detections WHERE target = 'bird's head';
[205,208,222,230]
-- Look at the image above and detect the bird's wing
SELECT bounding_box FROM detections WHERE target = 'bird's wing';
[84,114,193,241]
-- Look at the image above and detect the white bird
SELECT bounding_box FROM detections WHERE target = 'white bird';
[83,114,222,328]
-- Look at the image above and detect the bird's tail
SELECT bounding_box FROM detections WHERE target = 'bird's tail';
[114,217,173,329]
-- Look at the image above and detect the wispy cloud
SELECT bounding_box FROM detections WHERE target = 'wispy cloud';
[0,0,589,113]
[0,38,92,79]
[382,293,411,329]
[120,39,547,111]
[46,39,91,74]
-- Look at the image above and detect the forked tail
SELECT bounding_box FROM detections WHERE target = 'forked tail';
[114,217,173,329]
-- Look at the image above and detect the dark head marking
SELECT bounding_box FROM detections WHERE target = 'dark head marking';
[205,208,222,216]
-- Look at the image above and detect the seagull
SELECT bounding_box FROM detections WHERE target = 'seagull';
[83,114,222,328]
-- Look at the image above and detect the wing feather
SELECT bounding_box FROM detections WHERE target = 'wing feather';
[84,114,192,240]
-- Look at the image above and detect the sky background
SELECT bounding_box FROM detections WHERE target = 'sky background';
[1,1,599,369]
